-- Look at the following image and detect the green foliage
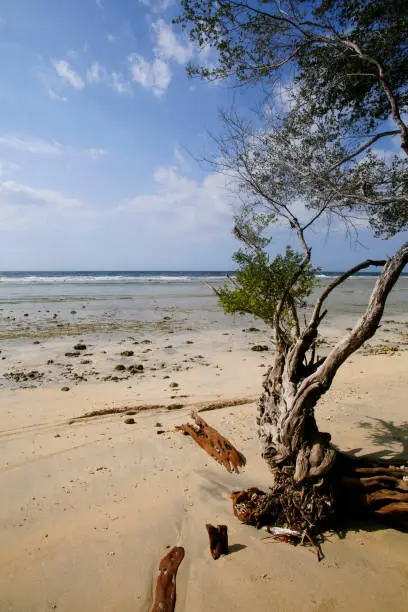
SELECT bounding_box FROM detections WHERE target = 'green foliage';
[300,0,408,129]
[218,213,317,331]
[176,1,407,130]
[340,151,408,237]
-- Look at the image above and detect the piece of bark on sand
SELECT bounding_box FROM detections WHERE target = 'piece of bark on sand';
[152,546,184,612]
[176,412,246,473]
[206,524,228,559]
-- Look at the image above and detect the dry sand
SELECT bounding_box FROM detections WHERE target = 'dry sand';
[0,340,408,611]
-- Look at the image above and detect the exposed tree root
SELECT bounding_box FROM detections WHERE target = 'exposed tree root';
[152,546,184,612]
[232,456,408,538]
[176,413,246,473]
[232,469,335,535]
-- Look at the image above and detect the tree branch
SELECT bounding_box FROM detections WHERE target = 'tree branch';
[296,241,408,407]
[309,259,386,328]
[338,40,408,156]
[327,131,400,172]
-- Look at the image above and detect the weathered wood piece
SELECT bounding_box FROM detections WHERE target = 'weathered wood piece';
[176,413,246,473]
[152,546,184,612]
[205,524,228,559]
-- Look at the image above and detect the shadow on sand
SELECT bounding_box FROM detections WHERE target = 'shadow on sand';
[346,417,408,463]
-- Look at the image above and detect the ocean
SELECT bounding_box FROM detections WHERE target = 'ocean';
[0,271,407,341]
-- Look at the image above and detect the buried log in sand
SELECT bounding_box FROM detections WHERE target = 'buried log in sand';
[152,546,185,612]
[67,396,255,424]
[176,413,246,473]
[206,524,229,559]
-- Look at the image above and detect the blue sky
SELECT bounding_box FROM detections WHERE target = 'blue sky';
[0,0,406,271]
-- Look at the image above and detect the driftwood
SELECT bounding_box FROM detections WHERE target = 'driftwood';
[68,396,255,424]
[205,524,228,559]
[176,413,246,473]
[152,546,184,612]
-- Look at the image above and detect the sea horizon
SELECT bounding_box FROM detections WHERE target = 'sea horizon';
[1,269,406,278]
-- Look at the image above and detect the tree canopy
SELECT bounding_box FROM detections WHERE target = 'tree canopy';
[176,0,408,239]
[176,0,408,153]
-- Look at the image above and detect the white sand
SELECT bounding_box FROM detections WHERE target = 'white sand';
[0,346,408,611]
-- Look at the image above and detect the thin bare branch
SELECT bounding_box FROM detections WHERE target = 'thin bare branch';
[309,259,386,328]
[296,241,408,410]
[327,131,400,171]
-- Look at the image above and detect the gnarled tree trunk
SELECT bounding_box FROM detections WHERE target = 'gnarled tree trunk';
[255,242,408,530]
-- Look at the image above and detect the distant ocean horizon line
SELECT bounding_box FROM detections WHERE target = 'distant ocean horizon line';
[0,269,406,277]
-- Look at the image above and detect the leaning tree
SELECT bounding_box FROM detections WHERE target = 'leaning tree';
[176,0,408,532]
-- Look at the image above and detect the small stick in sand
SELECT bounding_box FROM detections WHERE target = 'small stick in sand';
[152,546,185,612]
[206,524,228,559]
[176,413,246,473]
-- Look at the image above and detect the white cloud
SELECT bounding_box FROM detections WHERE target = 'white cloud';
[129,54,171,97]
[96,0,104,8]
[110,71,132,95]
[86,62,104,84]
[0,135,65,155]
[0,135,107,160]
[128,21,192,96]
[115,164,234,236]
[139,0,175,12]
[0,181,83,211]
[67,49,79,60]
[0,160,19,177]
[107,33,118,43]
[52,60,85,90]
[174,145,191,173]
[86,148,107,160]
[86,62,131,95]
[153,19,193,64]
[48,88,67,102]
[0,181,92,231]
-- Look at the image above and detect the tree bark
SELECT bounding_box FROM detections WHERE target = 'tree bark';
[256,242,408,528]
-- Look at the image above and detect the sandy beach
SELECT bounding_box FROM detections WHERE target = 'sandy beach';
[1,274,408,611]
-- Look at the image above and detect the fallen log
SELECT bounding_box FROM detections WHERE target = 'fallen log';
[176,413,246,473]
[152,546,184,612]
[206,524,228,559]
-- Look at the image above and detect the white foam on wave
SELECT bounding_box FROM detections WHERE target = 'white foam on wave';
[0,274,228,284]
